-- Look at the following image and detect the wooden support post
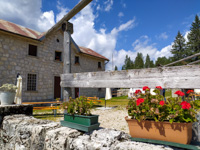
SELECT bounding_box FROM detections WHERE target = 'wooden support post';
[62,22,73,102]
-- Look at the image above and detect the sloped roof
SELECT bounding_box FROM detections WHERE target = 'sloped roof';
[79,46,109,61]
[0,19,109,61]
[0,19,44,39]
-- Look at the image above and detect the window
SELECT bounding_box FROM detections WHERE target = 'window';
[98,62,101,68]
[28,44,37,56]
[27,74,37,91]
[75,56,79,64]
[55,51,62,61]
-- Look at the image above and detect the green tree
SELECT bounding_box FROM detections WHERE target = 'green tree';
[145,54,154,68]
[187,15,200,57]
[134,53,144,69]
[114,65,118,70]
[149,60,154,68]
[122,55,134,70]
[171,31,186,61]
[155,57,170,66]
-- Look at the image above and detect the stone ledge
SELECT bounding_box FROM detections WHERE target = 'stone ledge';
[0,104,33,124]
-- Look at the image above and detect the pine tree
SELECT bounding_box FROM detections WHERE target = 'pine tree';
[134,53,144,69]
[171,31,186,61]
[145,54,151,68]
[149,60,154,68]
[155,57,170,66]
[122,55,134,70]
[114,65,118,70]
[187,15,200,57]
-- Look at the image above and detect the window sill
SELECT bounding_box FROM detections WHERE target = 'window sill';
[54,60,63,63]
[27,55,38,59]
[74,63,80,65]
[25,91,38,93]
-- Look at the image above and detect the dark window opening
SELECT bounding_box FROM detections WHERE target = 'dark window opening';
[98,88,102,91]
[75,56,79,64]
[56,39,59,42]
[98,62,101,68]
[55,51,62,61]
[28,44,37,56]
[27,74,37,91]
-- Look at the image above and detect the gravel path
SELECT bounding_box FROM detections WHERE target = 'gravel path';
[91,107,129,134]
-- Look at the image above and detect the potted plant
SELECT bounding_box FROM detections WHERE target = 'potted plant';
[0,84,17,105]
[125,86,200,144]
[60,96,100,132]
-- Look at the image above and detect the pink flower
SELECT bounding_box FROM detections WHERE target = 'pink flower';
[143,86,150,91]
[156,86,163,90]
[159,101,165,106]
[135,90,142,94]
[181,101,191,110]
[174,90,185,96]
[136,98,144,106]
[186,90,194,94]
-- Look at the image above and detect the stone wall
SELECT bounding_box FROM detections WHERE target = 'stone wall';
[0,115,176,150]
[0,30,106,101]
[117,89,129,97]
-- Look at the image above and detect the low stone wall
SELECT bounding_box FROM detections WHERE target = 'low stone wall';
[0,115,176,150]
[117,89,129,97]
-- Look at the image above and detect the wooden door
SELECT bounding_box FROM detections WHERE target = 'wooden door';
[75,88,79,98]
[54,76,61,99]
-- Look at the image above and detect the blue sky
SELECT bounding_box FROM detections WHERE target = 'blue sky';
[0,0,200,70]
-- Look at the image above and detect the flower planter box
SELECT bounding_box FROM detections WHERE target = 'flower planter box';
[125,116,193,144]
[61,113,100,132]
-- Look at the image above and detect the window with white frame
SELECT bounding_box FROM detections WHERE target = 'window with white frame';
[27,74,37,91]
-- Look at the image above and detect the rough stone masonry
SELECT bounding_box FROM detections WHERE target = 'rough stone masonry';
[0,115,175,150]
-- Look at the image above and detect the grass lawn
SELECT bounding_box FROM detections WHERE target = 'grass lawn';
[99,96,129,107]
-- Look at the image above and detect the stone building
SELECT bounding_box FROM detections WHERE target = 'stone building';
[0,19,109,101]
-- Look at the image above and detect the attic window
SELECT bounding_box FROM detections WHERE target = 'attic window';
[28,44,37,56]
[55,51,62,61]
[98,62,101,68]
[75,56,79,64]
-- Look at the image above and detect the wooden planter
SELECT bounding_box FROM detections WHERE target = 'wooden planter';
[125,116,193,144]
[61,113,100,132]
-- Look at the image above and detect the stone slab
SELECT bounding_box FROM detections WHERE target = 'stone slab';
[0,104,33,124]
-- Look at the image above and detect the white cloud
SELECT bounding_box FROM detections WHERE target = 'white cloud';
[118,12,124,17]
[56,1,69,22]
[0,0,55,32]
[157,32,168,40]
[104,0,114,12]
[184,31,190,42]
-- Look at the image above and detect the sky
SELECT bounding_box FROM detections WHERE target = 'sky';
[0,0,200,70]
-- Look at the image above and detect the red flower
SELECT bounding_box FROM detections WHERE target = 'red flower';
[186,90,194,94]
[136,98,144,106]
[180,101,191,110]
[143,86,150,91]
[135,89,142,94]
[174,90,185,96]
[156,86,163,90]
[159,101,165,106]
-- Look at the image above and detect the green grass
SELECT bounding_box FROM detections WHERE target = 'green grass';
[99,96,129,107]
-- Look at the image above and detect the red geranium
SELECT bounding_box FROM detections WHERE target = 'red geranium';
[159,100,165,106]
[136,98,144,106]
[174,90,185,96]
[135,89,142,94]
[156,86,163,90]
[180,101,191,110]
[143,86,150,91]
[186,90,194,94]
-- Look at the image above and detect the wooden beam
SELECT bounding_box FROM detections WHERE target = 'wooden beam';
[61,65,200,89]
[43,0,92,38]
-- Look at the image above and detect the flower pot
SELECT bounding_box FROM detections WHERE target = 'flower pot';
[61,113,100,132]
[125,116,193,144]
[0,91,16,105]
